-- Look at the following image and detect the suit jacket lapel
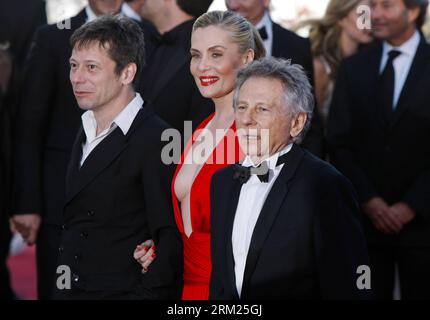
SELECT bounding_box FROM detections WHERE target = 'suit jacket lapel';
[64,106,152,205]
[224,172,243,299]
[64,127,128,205]
[240,144,305,299]
[390,36,429,127]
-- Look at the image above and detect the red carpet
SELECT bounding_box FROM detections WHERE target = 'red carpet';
[7,246,37,300]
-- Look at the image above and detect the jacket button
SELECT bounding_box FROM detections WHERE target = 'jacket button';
[58,246,64,254]
[80,231,88,239]
[72,273,79,283]
[74,253,82,261]
[61,224,68,230]
[87,210,95,217]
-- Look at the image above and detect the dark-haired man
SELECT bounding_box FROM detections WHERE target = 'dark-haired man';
[53,15,182,300]
[10,0,146,299]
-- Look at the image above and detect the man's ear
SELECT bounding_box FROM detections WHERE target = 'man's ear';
[121,63,137,85]
[290,112,307,139]
[407,6,420,25]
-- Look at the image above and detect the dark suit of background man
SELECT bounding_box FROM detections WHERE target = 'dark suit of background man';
[210,58,370,300]
[10,0,146,300]
[226,0,324,158]
[328,0,430,300]
[134,0,215,134]
[0,0,47,300]
[53,15,182,300]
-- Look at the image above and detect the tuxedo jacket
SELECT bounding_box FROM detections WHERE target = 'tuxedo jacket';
[327,35,430,246]
[54,105,183,299]
[210,144,370,300]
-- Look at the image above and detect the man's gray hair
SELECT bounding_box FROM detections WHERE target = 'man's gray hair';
[233,57,314,143]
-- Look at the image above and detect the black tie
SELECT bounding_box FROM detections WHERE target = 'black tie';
[258,26,268,40]
[379,50,401,121]
[233,152,289,184]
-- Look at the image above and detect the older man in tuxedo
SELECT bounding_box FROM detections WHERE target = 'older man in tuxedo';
[210,57,370,300]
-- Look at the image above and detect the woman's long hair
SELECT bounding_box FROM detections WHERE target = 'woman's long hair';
[301,0,362,78]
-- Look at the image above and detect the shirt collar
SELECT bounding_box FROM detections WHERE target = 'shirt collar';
[121,2,142,22]
[242,143,293,169]
[81,93,144,140]
[382,29,420,58]
[255,10,272,31]
[85,5,98,22]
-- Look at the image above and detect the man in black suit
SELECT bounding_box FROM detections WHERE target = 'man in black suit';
[10,0,143,300]
[226,0,324,158]
[136,0,215,134]
[210,57,370,300]
[328,0,430,300]
[53,15,182,300]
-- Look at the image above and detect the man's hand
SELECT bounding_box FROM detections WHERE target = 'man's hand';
[10,213,41,245]
[390,202,416,225]
[362,197,403,234]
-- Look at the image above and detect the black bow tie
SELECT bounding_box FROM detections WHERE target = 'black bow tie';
[233,152,289,184]
[258,26,268,40]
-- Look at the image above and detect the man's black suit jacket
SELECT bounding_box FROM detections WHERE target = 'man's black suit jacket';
[54,104,183,299]
[210,144,370,299]
[327,35,430,246]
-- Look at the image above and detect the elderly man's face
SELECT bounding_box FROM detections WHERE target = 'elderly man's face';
[235,76,305,160]
[225,0,270,25]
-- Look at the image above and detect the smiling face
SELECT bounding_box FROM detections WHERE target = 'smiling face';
[69,41,124,113]
[190,25,253,100]
[370,0,420,44]
[235,76,306,160]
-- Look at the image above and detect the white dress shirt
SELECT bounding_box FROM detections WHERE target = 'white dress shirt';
[232,144,293,297]
[379,30,420,109]
[255,11,273,57]
[80,93,144,166]
[85,3,140,23]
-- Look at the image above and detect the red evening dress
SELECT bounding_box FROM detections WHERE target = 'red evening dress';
[171,113,243,300]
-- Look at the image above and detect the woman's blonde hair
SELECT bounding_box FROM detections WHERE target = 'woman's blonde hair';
[193,10,266,60]
[302,0,362,78]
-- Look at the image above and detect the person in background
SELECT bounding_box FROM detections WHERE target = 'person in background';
[328,0,430,299]
[226,0,325,158]
[302,0,373,125]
